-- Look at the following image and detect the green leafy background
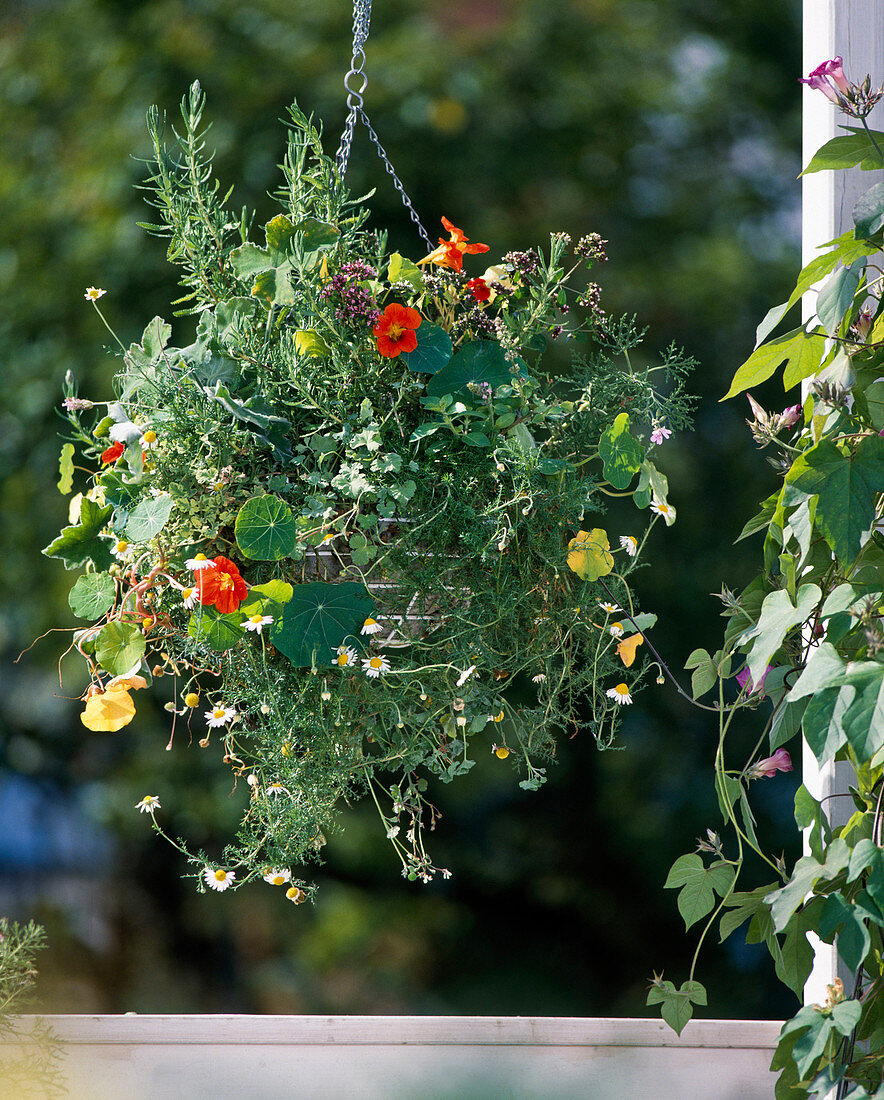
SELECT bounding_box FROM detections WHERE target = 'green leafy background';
[2,0,802,1020]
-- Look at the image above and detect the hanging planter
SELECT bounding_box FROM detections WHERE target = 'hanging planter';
[46,80,693,899]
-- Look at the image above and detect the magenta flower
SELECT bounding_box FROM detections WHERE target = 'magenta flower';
[747,749,793,780]
[650,426,672,445]
[800,57,850,103]
[736,664,772,695]
[780,404,802,429]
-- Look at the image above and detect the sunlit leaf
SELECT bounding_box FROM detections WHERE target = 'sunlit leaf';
[566,529,614,581]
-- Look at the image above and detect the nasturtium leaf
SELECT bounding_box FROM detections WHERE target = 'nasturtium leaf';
[234,495,297,561]
[664,853,736,930]
[785,435,884,562]
[425,340,521,398]
[239,580,293,617]
[69,573,115,620]
[268,581,374,668]
[599,413,643,489]
[566,529,614,581]
[616,634,643,667]
[801,128,884,174]
[816,259,865,337]
[294,330,329,358]
[646,979,707,1037]
[58,443,75,495]
[94,621,146,677]
[853,180,884,238]
[188,607,246,651]
[401,322,453,375]
[42,498,113,572]
[80,685,136,732]
[125,493,174,543]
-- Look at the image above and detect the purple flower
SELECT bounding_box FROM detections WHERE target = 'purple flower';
[747,748,793,780]
[62,396,94,412]
[650,426,672,446]
[800,57,850,103]
[736,664,772,695]
[779,404,802,429]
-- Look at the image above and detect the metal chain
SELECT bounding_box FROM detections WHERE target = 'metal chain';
[335,0,434,249]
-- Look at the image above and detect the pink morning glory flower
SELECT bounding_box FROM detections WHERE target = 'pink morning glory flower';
[650,426,672,445]
[736,664,772,695]
[800,57,850,103]
[779,405,802,428]
[747,748,793,780]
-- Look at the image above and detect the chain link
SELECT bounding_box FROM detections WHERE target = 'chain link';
[335,0,433,249]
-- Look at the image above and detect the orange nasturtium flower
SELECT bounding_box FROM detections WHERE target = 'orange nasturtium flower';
[373,303,422,358]
[101,440,125,464]
[197,556,249,614]
[418,216,489,273]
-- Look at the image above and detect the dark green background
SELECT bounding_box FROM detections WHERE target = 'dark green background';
[1,0,804,1017]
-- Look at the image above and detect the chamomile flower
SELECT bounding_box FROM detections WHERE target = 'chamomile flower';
[263,869,291,886]
[135,795,161,814]
[140,429,157,449]
[599,602,621,614]
[181,586,198,610]
[609,622,625,638]
[205,704,236,728]
[605,683,633,706]
[650,499,676,522]
[492,744,510,759]
[186,553,213,572]
[491,710,504,723]
[111,539,132,561]
[203,867,235,892]
[84,287,106,301]
[243,613,273,634]
[286,886,307,904]
[361,617,382,635]
[266,781,286,796]
[334,645,358,668]
[363,655,391,678]
[619,535,638,557]
[531,673,547,683]
[456,665,477,687]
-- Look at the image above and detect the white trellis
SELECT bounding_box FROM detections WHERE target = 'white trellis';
[802,0,884,1009]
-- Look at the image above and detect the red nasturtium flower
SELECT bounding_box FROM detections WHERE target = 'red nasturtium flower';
[466,277,491,302]
[197,556,249,614]
[373,303,422,358]
[418,216,490,273]
[101,440,125,464]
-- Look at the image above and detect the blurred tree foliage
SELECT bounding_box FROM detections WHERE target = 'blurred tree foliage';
[1,0,803,1018]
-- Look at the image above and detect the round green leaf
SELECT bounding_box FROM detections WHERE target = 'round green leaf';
[188,608,245,652]
[599,413,644,489]
[425,340,524,398]
[269,582,374,668]
[401,322,453,375]
[234,494,297,561]
[94,621,146,676]
[69,572,116,620]
[125,493,174,542]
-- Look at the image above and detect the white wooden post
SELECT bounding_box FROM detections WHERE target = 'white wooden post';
[801,0,884,1007]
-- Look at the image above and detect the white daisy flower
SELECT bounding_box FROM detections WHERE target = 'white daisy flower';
[609,622,625,638]
[363,655,391,678]
[84,287,106,301]
[606,683,633,706]
[186,553,214,571]
[205,704,236,728]
[203,867,235,892]
[599,602,621,614]
[620,535,638,557]
[243,613,274,634]
[111,539,132,561]
[531,673,547,683]
[181,586,198,610]
[263,869,291,886]
[140,429,157,450]
[334,645,358,668]
[135,795,161,814]
[266,781,286,797]
[650,499,676,523]
[456,665,477,687]
[360,617,382,635]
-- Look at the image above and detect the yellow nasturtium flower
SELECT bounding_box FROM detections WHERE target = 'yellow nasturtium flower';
[567,529,614,581]
[616,634,644,668]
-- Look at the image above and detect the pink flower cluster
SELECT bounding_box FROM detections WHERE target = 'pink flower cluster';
[800,57,850,104]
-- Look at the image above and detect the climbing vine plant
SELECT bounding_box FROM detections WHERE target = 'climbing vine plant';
[652,58,884,1100]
